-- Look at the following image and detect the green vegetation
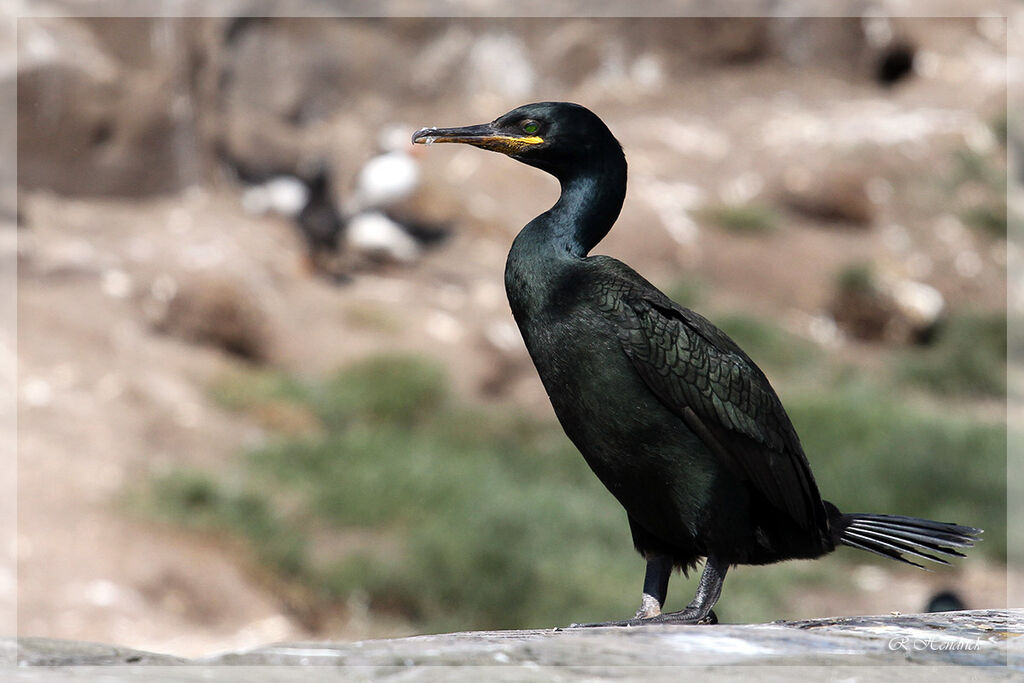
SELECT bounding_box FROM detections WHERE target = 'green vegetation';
[715,313,821,375]
[696,202,779,235]
[950,147,999,187]
[962,202,1008,239]
[153,355,638,631]
[895,311,1007,398]
[209,368,309,412]
[663,278,705,309]
[835,262,879,297]
[146,347,1005,632]
[343,303,403,333]
[991,113,1008,148]
[948,143,1008,239]
[786,385,1006,562]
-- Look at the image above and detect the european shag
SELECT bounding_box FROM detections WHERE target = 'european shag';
[412,102,981,626]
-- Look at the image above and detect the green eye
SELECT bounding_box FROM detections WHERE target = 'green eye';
[522,120,539,134]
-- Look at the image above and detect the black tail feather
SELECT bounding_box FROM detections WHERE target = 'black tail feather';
[840,536,928,569]
[847,513,981,537]
[834,512,982,569]
[842,529,953,566]
[848,519,973,549]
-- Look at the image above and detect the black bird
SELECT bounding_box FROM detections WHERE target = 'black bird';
[876,41,916,87]
[412,102,981,626]
[925,589,968,613]
[295,162,345,271]
[224,153,346,277]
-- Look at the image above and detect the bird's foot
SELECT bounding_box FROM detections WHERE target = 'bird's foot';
[653,607,718,625]
[568,608,717,629]
[633,592,662,619]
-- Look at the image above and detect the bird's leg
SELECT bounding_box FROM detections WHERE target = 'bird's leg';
[569,555,727,628]
[634,554,673,619]
[648,554,727,625]
[570,555,726,628]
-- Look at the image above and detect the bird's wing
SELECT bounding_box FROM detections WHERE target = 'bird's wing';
[594,267,825,530]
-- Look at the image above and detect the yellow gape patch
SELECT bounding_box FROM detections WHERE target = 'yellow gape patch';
[474,135,544,154]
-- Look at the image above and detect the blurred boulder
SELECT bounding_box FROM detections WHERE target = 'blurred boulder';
[781,166,876,227]
[219,18,346,129]
[77,17,187,70]
[770,17,868,70]
[148,273,273,362]
[683,18,772,64]
[830,265,944,344]
[17,17,201,196]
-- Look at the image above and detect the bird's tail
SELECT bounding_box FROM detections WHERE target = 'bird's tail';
[831,510,982,569]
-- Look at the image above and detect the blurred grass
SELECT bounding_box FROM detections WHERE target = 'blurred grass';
[147,344,1004,632]
[343,303,403,333]
[948,143,1008,239]
[155,355,639,630]
[663,278,705,310]
[715,313,822,374]
[961,202,1008,239]
[950,147,999,187]
[786,385,1005,562]
[991,113,1008,147]
[894,311,1007,398]
[835,262,878,296]
[659,283,822,375]
[695,202,779,234]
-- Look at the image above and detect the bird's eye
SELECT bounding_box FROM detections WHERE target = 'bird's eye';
[521,120,540,134]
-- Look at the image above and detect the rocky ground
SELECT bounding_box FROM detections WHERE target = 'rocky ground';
[8,609,1024,680]
[11,8,1018,658]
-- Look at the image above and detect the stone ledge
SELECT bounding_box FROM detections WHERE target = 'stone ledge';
[9,609,1022,673]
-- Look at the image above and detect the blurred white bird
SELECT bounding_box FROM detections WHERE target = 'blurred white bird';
[340,124,454,264]
[241,175,309,217]
[890,278,945,328]
[230,156,345,277]
[348,125,422,213]
[345,210,421,264]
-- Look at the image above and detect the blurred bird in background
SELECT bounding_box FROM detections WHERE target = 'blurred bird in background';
[925,589,968,613]
[227,123,450,276]
[233,157,347,278]
[345,124,451,265]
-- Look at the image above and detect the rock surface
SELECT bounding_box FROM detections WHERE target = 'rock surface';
[8,609,1022,679]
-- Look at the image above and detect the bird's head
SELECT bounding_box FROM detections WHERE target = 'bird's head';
[412,102,621,179]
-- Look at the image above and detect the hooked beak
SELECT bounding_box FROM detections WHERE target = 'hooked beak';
[411,122,543,155]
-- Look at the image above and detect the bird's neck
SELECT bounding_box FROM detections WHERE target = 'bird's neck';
[547,153,627,257]
[505,151,626,318]
[512,150,626,259]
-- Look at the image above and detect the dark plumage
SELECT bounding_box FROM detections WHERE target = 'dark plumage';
[925,589,968,613]
[296,162,344,264]
[221,151,345,276]
[876,41,916,86]
[413,102,981,625]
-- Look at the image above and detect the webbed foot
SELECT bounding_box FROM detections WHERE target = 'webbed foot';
[568,608,717,628]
